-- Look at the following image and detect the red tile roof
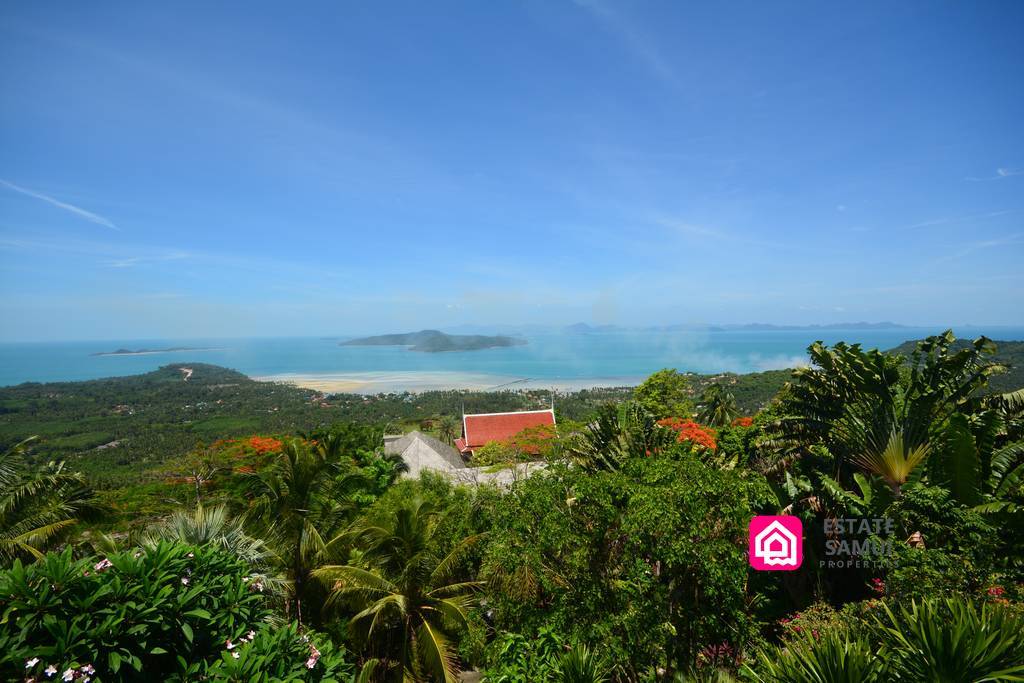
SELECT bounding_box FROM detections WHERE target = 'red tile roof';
[460,409,556,453]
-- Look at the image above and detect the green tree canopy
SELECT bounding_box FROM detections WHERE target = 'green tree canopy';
[633,368,694,419]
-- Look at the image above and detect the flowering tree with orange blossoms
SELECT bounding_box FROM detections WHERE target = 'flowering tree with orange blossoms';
[657,418,718,451]
[247,436,284,455]
[731,416,754,428]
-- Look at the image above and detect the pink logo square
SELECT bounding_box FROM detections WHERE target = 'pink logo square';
[749,515,803,570]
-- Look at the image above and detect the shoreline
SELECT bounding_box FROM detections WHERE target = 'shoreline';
[92,347,225,357]
[255,371,642,394]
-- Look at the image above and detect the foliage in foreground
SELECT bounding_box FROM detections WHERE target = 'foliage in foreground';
[316,498,482,682]
[483,628,611,683]
[483,451,773,678]
[743,597,1024,683]
[0,436,97,563]
[0,542,350,682]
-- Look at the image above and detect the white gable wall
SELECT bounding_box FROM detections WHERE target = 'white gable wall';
[400,436,462,479]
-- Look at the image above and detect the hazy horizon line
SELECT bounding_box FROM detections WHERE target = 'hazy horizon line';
[3,322,1023,345]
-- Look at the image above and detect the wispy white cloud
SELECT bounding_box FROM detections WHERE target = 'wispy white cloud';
[932,232,1024,265]
[572,0,678,86]
[964,167,1023,182]
[0,179,119,231]
[904,209,1014,230]
[103,252,190,268]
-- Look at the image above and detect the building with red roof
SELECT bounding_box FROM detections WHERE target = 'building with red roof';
[455,408,556,458]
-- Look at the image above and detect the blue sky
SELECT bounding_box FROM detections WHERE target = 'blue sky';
[1,1,1022,341]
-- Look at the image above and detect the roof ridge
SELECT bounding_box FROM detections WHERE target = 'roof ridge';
[464,408,555,418]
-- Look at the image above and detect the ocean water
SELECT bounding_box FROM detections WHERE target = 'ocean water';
[1,326,1022,389]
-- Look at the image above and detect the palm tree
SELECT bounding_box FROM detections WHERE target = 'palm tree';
[315,499,482,682]
[0,436,98,563]
[247,439,367,624]
[436,415,461,447]
[697,385,740,427]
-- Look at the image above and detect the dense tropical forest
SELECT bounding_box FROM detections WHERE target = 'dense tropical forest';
[2,331,1024,681]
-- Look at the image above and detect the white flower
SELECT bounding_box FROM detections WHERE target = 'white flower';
[231,652,240,660]
[246,630,256,641]
[186,552,194,558]
[62,670,74,682]
[80,666,94,675]
[226,639,235,650]
[181,577,189,585]
[25,658,40,669]
[93,558,113,572]
[44,666,57,678]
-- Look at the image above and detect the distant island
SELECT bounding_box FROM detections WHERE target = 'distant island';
[340,329,527,353]
[709,322,907,332]
[92,347,219,356]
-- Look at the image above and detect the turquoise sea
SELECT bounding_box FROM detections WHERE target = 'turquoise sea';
[2,326,1022,390]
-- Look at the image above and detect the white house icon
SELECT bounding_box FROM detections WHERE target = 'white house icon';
[754,520,799,566]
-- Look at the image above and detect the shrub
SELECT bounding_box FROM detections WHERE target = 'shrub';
[484,628,609,683]
[872,598,1024,682]
[202,622,352,681]
[881,546,979,599]
[0,542,348,681]
[554,643,611,683]
[483,457,771,675]
[744,597,1024,682]
[741,630,889,683]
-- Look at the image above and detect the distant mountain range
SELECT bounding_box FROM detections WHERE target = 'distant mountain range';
[340,330,527,353]
[442,321,909,335]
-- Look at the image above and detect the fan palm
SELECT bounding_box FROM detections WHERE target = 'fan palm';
[145,504,287,599]
[0,436,99,563]
[315,499,482,682]
[697,385,740,427]
[147,504,276,568]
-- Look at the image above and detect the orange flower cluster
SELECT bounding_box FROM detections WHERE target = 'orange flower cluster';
[246,436,283,454]
[731,416,754,427]
[657,418,717,450]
